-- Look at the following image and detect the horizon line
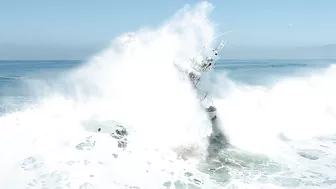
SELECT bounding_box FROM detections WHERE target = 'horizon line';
[1,58,336,62]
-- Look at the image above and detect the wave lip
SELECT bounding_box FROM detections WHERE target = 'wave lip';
[0,2,222,189]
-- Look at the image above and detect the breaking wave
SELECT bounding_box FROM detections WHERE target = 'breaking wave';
[1,1,336,189]
[0,2,218,189]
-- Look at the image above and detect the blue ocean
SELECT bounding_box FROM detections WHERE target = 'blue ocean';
[1,3,336,189]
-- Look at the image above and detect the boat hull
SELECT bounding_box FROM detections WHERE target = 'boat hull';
[205,105,217,120]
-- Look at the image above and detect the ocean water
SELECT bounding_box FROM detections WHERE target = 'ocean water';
[1,2,336,189]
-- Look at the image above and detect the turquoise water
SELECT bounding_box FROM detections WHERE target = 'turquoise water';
[215,59,332,85]
[0,60,82,113]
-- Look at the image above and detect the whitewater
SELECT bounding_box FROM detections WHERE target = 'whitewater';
[1,2,336,189]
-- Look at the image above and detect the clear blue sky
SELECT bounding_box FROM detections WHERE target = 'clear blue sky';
[0,0,336,59]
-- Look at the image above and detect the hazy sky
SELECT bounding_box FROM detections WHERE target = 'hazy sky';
[0,0,335,59]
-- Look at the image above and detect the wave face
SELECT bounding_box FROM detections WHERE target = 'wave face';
[0,2,216,189]
[1,2,336,189]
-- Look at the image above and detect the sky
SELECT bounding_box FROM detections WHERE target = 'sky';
[0,0,336,59]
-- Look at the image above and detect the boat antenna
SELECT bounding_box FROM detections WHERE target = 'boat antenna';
[214,30,232,40]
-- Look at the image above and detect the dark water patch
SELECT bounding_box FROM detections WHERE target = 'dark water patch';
[0,75,26,81]
[215,59,332,72]
[197,144,286,185]
[297,149,327,160]
[21,156,44,171]
[215,63,311,70]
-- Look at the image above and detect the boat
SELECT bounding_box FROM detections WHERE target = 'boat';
[174,40,226,121]
[91,35,228,152]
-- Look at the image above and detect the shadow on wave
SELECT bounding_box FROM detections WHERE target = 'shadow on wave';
[206,116,230,159]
